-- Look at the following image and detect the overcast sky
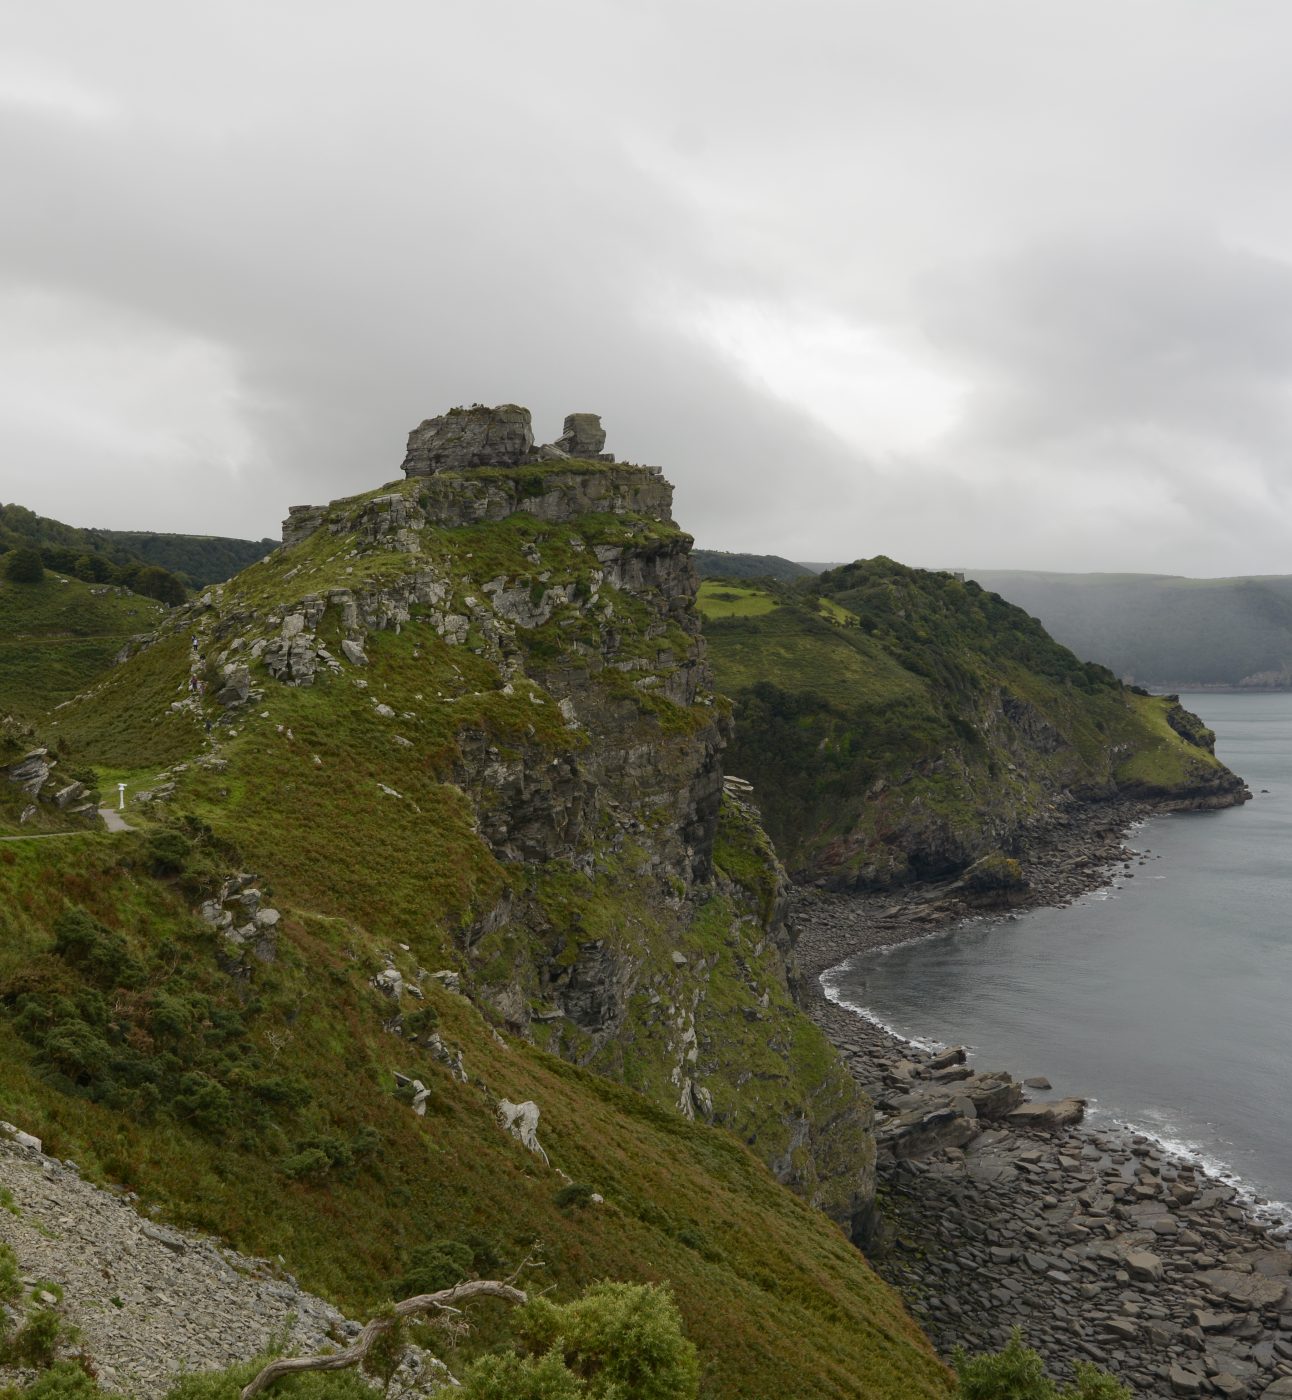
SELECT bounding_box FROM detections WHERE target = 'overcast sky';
[7,2,1292,574]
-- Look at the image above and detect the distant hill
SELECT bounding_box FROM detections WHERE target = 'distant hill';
[92,528,276,587]
[0,503,274,589]
[692,549,816,581]
[968,570,1292,688]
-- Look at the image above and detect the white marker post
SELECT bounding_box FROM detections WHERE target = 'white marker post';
[117,782,126,811]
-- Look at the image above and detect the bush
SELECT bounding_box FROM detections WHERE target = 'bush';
[173,1071,235,1136]
[3,1306,69,1367]
[51,909,135,984]
[4,549,44,584]
[553,1182,595,1210]
[18,1361,103,1400]
[396,1240,474,1296]
[147,830,192,875]
[515,1282,699,1400]
[0,1242,20,1303]
[453,1351,585,1400]
[954,1330,1131,1400]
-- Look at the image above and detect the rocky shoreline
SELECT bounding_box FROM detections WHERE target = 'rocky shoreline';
[792,799,1292,1400]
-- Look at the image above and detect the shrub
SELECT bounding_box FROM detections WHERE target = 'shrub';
[515,1282,699,1400]
[3,1306,69,1367]
[0,1242,20,1303]
[147,830,192,876]
[953,1329,1131,1400]
[4,549,44,584]
[51,909,135,984]
[19,1361,103,1400]
[396,1240,474,1296]
[452,1351,585,1400]
[553,1182,595,1210]
[173,1072,235,1136]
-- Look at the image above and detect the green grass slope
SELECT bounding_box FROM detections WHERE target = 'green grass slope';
[968,569,1292,688]
[1,466,945,1397]
[701,560,1247,887]
[0,573,165,720]
[0,832,947,1400]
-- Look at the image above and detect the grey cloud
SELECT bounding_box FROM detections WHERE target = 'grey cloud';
[7,2,1292,572]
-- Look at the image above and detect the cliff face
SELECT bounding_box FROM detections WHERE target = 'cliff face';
[51,455,874,1235]
[702,560,1249,890]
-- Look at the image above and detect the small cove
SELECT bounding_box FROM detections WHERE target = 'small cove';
[823,691,1292,1210]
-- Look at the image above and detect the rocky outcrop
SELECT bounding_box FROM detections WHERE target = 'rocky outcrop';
[555,412,610,459]
[401,403,535,475]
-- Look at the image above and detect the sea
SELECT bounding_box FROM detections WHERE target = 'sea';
[821,692,1292,1217]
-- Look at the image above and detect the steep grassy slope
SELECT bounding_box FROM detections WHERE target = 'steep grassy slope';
[0,830,946,1400]
[701,562,1247,887]
[1,461,947,1395]
[969,568,1292,688]
[0,573,166,719]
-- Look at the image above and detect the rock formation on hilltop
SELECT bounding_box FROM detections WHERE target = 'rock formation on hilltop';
[55,405,877,1244]
[399,404,616,477]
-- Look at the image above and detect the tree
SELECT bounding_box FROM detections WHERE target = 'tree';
[73,553,112,583]
[4,548,44,583]
[133,564,187,605]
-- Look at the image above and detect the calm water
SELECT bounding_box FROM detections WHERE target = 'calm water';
[823,692,1292,1211]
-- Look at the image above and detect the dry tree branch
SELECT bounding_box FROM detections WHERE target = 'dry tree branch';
[239,1260,542,1400]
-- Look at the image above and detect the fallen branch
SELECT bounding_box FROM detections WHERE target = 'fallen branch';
[239,1278,528,1400]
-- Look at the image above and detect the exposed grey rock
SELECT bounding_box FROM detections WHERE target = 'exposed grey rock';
[1200,1270,1290,1312]
[497,1098,549,1166]
[53,780,87,809]
[373,967,403,999]
[341,638,368,666]
[554,412,607,458]
[401,404,535,475]
[215,664,250,707]
[1170,1361,1205,1395]
[281,504,325,548]
[4,750,50,797]
[1125,1248,1164,1281]
[1007,1097,1087,1133]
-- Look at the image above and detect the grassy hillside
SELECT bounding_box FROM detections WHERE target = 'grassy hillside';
[692,549,816,581]
[0,573,165,719]
[700,562,1247,887]
[0,465,948,1397]
[969,568,1292,688]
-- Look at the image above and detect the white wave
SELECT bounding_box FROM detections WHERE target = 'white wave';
[1087,1105,1292,1229]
